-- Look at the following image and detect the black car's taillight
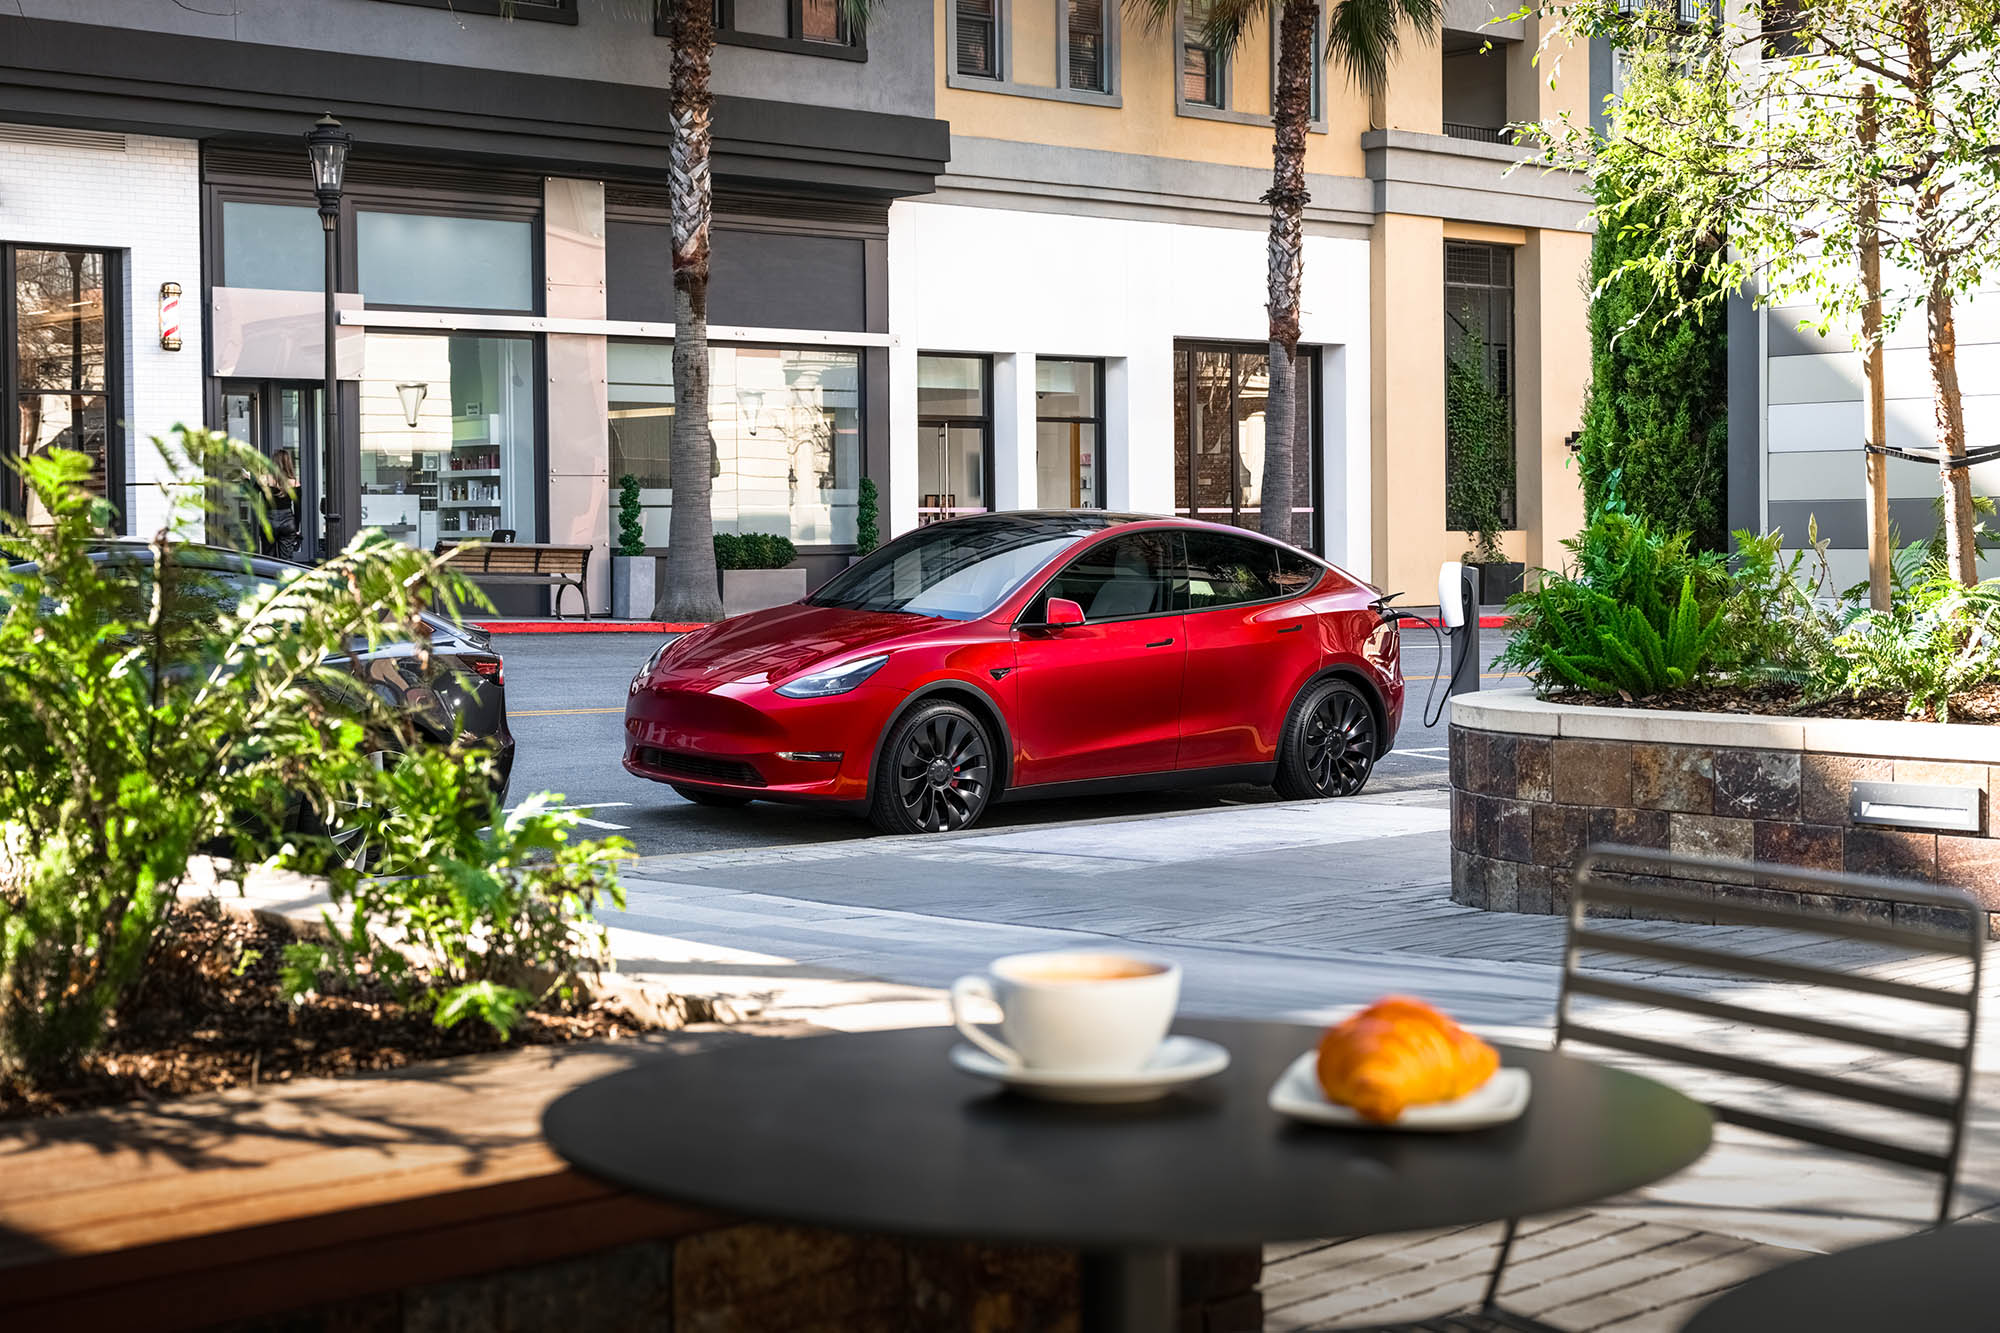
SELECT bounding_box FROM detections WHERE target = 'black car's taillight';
[464,654,504,687]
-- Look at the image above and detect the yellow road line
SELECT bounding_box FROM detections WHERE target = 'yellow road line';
[513,706,626,717]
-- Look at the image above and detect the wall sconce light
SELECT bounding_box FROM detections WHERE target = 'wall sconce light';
[1564,430,1583,455]
[739,388,765,435]
[396,381,429,428]
[158,282,182,351]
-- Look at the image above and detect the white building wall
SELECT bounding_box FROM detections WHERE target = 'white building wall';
[888,199,1375,579]
[0,126,204,536]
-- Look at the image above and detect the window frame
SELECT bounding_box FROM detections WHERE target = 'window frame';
[916,351,997,526]
[947,0,1007,83]
[1172,340,1323,555]
[2,243,126,532]
[1057,0,1116,96]
[371,0,576,22]
[1443,240,1518,531]
[1177,0,1229,112]
[1016,528,1187,628]
[1034,355,1106,510]
[668,0,869,62]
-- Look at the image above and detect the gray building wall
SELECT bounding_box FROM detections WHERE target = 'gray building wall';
[7,0,935,120]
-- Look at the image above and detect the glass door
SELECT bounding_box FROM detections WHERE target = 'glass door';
[218,380,321,561]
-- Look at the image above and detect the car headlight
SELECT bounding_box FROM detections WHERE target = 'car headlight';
[775,654,889,699]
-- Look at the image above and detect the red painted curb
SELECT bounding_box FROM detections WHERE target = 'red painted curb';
[1398,615,1514,631]
[473,620,705,634]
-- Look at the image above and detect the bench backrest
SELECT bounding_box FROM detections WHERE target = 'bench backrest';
[437,542,589,577]
[1561,845,1982,1227]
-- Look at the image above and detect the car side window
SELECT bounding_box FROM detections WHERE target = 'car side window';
[1183,531,1287,610]
[1030,532,1183,622]
[1274,547,1325,595]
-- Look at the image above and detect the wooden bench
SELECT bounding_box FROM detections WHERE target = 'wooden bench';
[435,540,592,619]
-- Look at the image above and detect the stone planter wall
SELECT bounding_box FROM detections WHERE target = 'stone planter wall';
[1448,693,2000,936]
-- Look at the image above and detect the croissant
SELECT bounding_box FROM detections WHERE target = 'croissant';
[1315,996,1500,1123]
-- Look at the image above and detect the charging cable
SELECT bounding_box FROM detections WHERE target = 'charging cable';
[1373,604,1469,730]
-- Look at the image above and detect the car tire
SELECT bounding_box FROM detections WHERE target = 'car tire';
[672,785,753,809]
[1273,678,1379,800]
[869,700,996,835]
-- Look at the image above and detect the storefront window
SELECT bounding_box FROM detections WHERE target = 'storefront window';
[1034,358,1102,509]
[5,246,118,526]
[608,341,863,548]
[918,354,990,523]
[357,211,536,312]
[220,201,322,291]
[359,332,538,548]
[1172,341,1318,550]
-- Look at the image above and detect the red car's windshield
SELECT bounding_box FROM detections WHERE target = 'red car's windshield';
[809,518,1095,620]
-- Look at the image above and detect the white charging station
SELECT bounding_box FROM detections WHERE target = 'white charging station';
[1437,561,1481,697]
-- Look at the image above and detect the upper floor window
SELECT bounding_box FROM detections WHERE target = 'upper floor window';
[1066,0,1109,93]
[698,0,863,55]
[956,0,1002,79]
[372,0,575,22]
[1181,0,1224,108]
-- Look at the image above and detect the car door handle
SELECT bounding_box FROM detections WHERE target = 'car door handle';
[1146,637,1175,648]
[1276,624,1304,634]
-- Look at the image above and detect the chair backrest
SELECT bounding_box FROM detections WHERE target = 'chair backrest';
[1560,845,1983,1227]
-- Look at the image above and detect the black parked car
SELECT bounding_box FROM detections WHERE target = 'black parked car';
[8,542,515,860]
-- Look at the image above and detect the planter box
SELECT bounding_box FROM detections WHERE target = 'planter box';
[721,567,807,618]
[1472,561,1524,604]
[1447,691,2000,934]
[610,554,656,620]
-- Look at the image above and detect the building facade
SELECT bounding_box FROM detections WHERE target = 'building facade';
[0,1,1594,609]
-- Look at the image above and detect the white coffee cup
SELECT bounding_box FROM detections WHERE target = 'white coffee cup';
[950,950,1181,1074]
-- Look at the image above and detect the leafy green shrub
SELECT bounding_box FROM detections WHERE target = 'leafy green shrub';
[1814,574,2000,723]
[855,476,881,556]
[280,747,630,1038]
[1576,175,1730,550]
[615,474,646,557]
[1445,334,1513,564]
[0,436,472,1085]
[713,532,798,571]
[1500,511,1732,696]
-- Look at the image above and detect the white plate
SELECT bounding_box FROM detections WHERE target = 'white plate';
[1267,1051,1531,1130]
[950,1035,1232,1104]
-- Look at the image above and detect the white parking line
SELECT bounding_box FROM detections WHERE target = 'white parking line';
[505,801,633,831]
[1389,749,1452,763]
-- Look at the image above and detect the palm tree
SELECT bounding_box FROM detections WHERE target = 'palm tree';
[651,0,878,621]
[1142,0,1441,542]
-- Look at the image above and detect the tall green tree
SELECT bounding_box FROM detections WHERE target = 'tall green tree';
[650,0,877,621]
[1143,0,1440,542]
[1575,175,1729,550]
[1523,0,2000,586]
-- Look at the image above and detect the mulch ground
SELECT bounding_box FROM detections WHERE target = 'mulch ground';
[1546,680,2000,725]
[0,902,644,1122]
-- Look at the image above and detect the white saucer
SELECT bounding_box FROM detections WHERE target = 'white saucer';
[949,1035,1232,1103]
[1268,1051,1531,1130]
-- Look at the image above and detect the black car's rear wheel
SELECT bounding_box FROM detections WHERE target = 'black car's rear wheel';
[871,701,994,835]
[1274,679,1378,800]
[673,784,752,809]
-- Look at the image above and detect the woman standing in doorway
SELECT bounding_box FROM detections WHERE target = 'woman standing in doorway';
[266,448,302,560]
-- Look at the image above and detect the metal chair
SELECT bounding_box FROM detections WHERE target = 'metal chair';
[1344,844,1984,1333]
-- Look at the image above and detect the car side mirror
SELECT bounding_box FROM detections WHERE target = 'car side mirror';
[1046,597,1085,628]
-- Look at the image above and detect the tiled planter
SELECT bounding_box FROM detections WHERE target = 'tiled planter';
[1448,692,2000,936]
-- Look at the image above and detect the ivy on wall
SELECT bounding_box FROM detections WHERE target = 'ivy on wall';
[1446,331,1514,564]
[1576,181,1730,551]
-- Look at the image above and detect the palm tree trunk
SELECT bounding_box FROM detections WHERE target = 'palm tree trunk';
[653,0,725,622]
[1260,0,1317,543]
[1906,2,1978,586]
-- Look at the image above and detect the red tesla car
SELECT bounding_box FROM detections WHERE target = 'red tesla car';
[624,512,1403,833]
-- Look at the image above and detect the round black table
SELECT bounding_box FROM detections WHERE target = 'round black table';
[543,1018,1711,1332]
[1682,1223,2000,1332]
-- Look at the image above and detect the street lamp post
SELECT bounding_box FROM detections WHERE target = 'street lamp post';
[305,113,352,557]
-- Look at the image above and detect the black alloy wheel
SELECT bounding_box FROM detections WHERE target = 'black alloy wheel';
[871,701,994,834]
[1275,679,1379,800]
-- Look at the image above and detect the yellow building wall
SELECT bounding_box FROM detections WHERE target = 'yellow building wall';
[936,1,1370,179]
[1372,212,1450,598]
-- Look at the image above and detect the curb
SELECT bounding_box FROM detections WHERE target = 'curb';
[474,620,703,634]
[1398,615,1513,631]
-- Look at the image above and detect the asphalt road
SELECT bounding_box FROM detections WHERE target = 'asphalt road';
[498,621,1521,856]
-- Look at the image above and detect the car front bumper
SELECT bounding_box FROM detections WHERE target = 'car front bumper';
[622,680,907,805]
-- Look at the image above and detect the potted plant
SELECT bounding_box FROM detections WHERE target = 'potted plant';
[610,474,654,620]
[852,476,880,565]
[1445,336,1521,604]
[715,532,805,617]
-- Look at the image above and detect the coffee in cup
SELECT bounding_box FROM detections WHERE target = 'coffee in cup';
[950,950,1180,1074]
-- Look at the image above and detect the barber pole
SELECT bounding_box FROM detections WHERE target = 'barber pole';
[158,281,182,351]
